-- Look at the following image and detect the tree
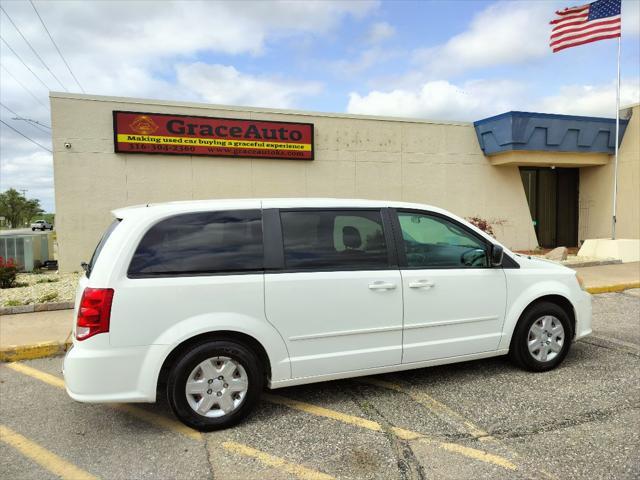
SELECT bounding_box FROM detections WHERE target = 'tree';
[0,189,44,228]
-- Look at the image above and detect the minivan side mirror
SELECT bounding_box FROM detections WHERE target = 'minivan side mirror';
[490,244,504,267]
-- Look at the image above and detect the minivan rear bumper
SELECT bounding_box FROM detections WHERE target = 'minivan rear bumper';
[63,338,165,403]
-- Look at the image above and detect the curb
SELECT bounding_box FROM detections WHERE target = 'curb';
[0,302,74,316]
[0,341,71,362]
[586,282,640,294]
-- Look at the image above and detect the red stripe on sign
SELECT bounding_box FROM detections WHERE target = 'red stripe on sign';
[553,32,622,52]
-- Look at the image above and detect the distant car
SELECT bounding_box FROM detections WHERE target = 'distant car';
[31,220,53,231]
[63,198,592,431]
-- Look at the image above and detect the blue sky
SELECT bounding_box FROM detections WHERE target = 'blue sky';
[1,0,639,211]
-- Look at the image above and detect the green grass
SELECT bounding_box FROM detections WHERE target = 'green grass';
[37,292,58,303]
[3,299,23,307]
[36,277,59,284]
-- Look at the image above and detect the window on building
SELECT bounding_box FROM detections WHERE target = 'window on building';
[397,212,488,268]
[128,210,263,276]
[280,210,389,270]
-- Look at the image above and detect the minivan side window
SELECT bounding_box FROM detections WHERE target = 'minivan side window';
[280,210,389,270]
[397,212,488,268]
[128,210,263,277]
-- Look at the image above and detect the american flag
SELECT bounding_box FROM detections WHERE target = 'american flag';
[550,0,621,53]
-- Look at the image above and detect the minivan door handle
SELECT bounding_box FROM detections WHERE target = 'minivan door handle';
[368,281,397,291]
[408,280,435,289]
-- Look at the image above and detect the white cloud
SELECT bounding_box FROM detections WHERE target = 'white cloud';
[536,79,640,116]
[347,79,527,121]
[347,77,640,122]
[413,2,553,77]
[0,0,378,210]
[176,63,322,109]
[622,0,640,36]
[367,21,395,44]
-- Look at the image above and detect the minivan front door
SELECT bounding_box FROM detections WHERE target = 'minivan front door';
[264,209,403,379]
[393,210,507,364]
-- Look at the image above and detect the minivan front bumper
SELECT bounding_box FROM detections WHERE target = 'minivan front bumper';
[574,290,592,340]
[63,336,166,403]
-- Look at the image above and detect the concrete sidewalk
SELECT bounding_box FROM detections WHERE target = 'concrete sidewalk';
[576,261,640,292]
[1,262,638,360]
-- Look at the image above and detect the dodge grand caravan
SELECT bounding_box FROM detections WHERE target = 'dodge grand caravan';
[63,199,592,431]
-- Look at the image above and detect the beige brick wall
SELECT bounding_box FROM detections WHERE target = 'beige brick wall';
[579,104,640,242]
[51,93,539,272]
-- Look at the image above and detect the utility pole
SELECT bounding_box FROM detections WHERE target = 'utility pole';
[20,189,27,197]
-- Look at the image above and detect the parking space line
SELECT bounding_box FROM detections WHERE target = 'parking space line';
[222,441,335,480]
[358,378,493,441]
[357,377,557,480]
[0,424,99,480]
[3,362,202,441]
[263,393,517,471]
[5,361,65,389]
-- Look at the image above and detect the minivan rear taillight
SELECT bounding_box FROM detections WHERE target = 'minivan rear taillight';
[76,288,114,341]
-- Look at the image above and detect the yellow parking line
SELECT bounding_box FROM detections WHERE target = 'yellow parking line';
[358,378,558,480]
[263,393,516,471]
[113,405,202,441]
[5,361,65,389]
[223,441,335,480]
[0,424,99,480]
[3,362,202,441]
[4,363,338,478]
[359,378,493,441]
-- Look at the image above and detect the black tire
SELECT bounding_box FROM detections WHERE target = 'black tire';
[32,228,36,231]
[509,301,573,372]
[167,340,263,431]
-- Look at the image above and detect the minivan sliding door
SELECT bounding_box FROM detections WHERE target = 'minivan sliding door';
[263,208,403,379]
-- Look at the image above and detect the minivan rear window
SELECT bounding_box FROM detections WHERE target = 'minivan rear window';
[128,210,263,277]
[86,219,121,277]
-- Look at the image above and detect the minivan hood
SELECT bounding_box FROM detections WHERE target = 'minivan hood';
[513,254,572,272]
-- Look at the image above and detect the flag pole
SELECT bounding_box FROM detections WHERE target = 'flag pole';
[611,35,621,240]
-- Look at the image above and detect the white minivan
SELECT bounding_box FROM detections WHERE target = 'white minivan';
[63,199,592,430]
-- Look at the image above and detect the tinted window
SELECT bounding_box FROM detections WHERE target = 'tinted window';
[128,210,263,276]
[398,212,488,268]
[87,219,120,277]
[280,210,389,269]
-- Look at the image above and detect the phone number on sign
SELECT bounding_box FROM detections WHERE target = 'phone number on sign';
[125,143,196,153]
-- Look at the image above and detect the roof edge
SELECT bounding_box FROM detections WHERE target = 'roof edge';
[49,91,472,127]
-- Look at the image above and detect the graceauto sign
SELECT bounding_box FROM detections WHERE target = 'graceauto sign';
[113,111,314,160]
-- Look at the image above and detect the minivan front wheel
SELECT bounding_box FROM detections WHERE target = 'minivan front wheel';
[510,302,572,372]
[167,340,263,431]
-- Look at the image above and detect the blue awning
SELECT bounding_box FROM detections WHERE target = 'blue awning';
[473,111,629,156]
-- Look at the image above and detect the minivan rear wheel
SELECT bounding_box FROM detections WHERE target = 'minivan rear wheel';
[509,301,572,372]
[167,340,263,431]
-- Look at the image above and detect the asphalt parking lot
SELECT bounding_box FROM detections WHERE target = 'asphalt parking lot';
[1,290,639,480]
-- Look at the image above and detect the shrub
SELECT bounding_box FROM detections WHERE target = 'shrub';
[38,291,58,303]
[4,299,23,307]
[0,256,19,289]
[466,216,505,238]
[36,277,59,284]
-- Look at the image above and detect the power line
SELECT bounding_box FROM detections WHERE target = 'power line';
[0,5,68,91]
[0,118,52,153]
[0,102,51,134]
[29,0,84,93]
[0,65,49,109]
[0,35,52,91]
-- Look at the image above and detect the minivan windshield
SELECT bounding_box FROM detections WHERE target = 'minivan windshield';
[86,219,120,277]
